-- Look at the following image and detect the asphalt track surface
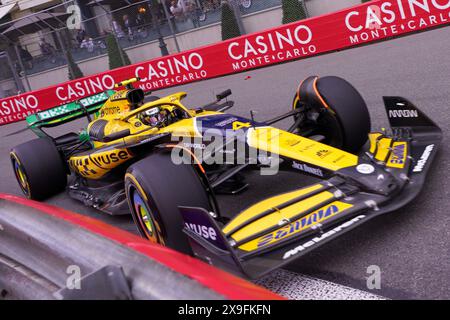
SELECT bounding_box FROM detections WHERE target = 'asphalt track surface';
[1,26,449,300]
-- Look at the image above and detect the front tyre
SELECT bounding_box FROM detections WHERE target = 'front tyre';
[293,76,371,153]
[125,151,213,254]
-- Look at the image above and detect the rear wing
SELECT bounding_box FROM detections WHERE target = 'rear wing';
[26,90,114,130]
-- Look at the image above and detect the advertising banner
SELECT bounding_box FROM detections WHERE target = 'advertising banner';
[1,0,449,125]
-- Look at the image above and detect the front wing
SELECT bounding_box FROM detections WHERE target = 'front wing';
[179,97,442,279]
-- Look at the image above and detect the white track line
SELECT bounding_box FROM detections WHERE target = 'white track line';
[255,269,387,300]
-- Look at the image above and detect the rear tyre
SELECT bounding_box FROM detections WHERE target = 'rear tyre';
[125,151,212,254]
[293,76,371,153]
[10,138,67,200]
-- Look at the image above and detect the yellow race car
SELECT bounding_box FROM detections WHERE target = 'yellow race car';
[11,76,442,278]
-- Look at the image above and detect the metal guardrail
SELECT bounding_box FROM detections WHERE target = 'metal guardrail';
[0,195,280,300]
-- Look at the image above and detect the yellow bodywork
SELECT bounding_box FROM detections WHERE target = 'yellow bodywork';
[387,142,408,169]
[91,92,197,140]
[238,201,353,252]
[368,133,407,169]
[69,92,206,179]
[223,184,324,235]
[247,127,359,172]
[69,148,133,179]
[69,90,362,180]
[66,83,364,250]
[222,183,353,252]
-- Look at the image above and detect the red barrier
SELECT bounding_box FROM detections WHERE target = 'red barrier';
[0,194,283,300]
[1,0,449,125]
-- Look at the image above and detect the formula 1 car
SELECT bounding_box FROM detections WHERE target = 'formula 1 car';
[10,76,442,279]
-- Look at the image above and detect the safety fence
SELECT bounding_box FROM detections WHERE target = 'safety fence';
[0,0,286,85]
[0,0,449,125]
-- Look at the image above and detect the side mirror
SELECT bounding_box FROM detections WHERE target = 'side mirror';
[127,89,145,105]
[216,89,232,101]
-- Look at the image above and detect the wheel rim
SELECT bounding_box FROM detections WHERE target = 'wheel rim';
[293,101,344,148]
[131,187,159,243]
[11,156,30,197]
[313,112,343,148]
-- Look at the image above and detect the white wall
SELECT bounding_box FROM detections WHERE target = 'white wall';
[0,78,17,97]
[305,0,362,17]
[17,0,57,11]
[243,6,283,34]
[27,65,68,89]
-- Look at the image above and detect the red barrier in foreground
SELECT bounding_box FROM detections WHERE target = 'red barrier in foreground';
[0,193,283,300]
[1,0,449,125]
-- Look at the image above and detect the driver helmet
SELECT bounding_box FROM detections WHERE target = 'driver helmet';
[140,107,166,127]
